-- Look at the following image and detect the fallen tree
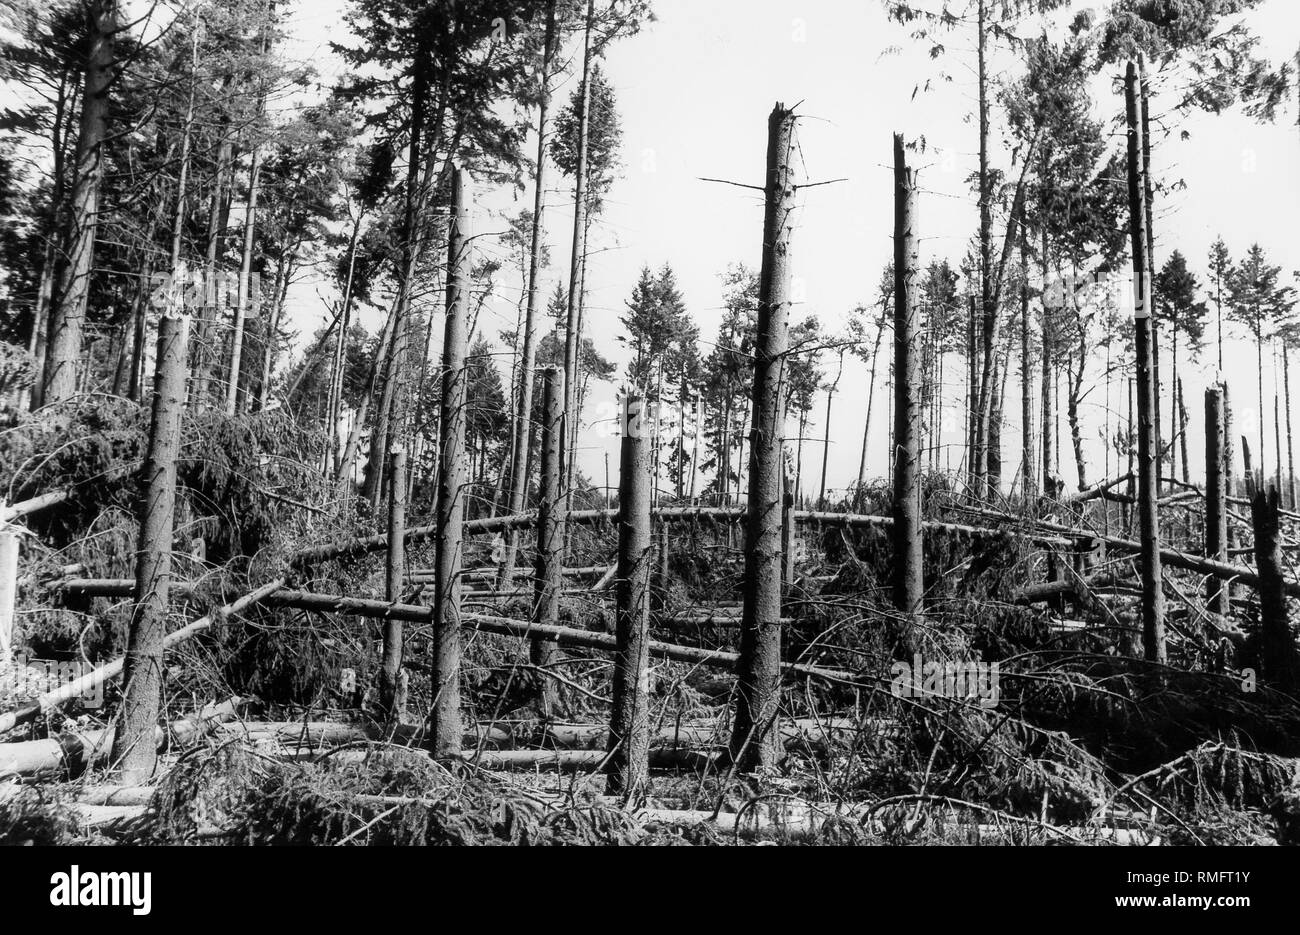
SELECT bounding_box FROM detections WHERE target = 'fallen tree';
[0,579,285,733]
[0,696,249,780]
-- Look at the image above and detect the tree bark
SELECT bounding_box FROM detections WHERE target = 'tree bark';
[378,446,407,722]
[857,315,885,487]
[531,366,565,718]
[1285,344,1296,508]
[40,0,116,406]
[891,134,924,621]
[500,0,557,585]
[729,104,797,774]
[1125,60,1166,664]
[112,314,188,783]
[1251,487,1299,692]
[1020,224,1035,500]
[1204,384,1230,615]
[607,393,652,800]
[561,0,595,507]
[224,146,262,415]
[430,168,471,758]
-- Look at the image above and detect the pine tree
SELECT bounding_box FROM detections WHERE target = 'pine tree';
[1228,244,1298,481]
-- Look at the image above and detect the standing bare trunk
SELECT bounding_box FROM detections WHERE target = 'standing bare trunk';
[818,350,844,506]
[891,133,923,619]
[112,314,188,783]
[378,447,407,722]
[1204,384,1229,616]
[1251,488,1299,692]
[1040,230,1054,497]
[607,394,652,800]
[224,147,262,415]
[1020,226,1034,500]
[500,0,558,583]
[1177,377,1190,485]
[430,169,471,758]
[532,366,565,717]
[40,0,116,406]
[972,0,993,494]
[562,0,595,507]
[729,104,796,774]
[966,295,979,491]
[1139,58,1162,490]
[326,214,363,476]
[1285,343,1297,508]
[1125,60,1165,664]
[857,315,885,487]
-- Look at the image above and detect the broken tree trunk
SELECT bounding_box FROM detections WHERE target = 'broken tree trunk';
[379,446,407,722]
[1251,487,1299,693]
[730,103,797,774]
[1125,60,1165,664]
[607,393,653,799]
[891,132,924,621]
[532,366,565,717]
[113,313,189,784]
[431,167,472,759]
[1205,384,1231,616]
[0,579,285,734]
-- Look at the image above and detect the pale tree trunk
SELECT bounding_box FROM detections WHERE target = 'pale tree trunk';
[1020,226,1035,500]
[326,213,363,476]
[1126,60,1165,664]
[40,0,116,406]
[224,146,262,415]
[430,169,471,758]
[857,315,885,487]
[891,133,923,620]
[1285,343,1296,508]
[191,128,233,413]
[819,350,844,506]
[561,0,595,507]
[729,104,796,774]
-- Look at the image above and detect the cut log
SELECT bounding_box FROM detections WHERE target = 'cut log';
[0,696,248,779]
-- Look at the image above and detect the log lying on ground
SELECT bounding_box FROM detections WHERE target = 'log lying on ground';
[961,506,1300,598]
[630,805,1154,844]
[0,579,285,733]
[0,696,249,780]
[0,465,138,524]
[44,583,866,684]
[541,717,891,750]
[290,506,1073,566]
[465,747,718,771]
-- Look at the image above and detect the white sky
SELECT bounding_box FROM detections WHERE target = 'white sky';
[15,0,1300,495]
